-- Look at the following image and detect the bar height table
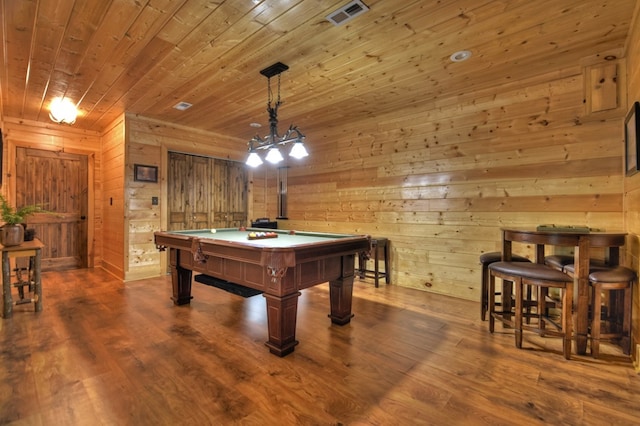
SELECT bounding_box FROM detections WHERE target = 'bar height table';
[501,228,626,355]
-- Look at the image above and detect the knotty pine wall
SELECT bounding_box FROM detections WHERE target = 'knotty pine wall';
[279,63,625,301]
[124,114,247,281]
[126,136,161,281]
[101,116,126,278]
[624,2,640,367]
[114,59,628,304]
[0,117,102,268]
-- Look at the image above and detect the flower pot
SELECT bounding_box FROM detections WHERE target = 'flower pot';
[0,224,25,246]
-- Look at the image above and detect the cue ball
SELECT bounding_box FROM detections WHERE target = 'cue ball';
[210,229,216,233]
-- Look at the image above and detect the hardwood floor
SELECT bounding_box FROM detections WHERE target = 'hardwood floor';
[1,268,639,425]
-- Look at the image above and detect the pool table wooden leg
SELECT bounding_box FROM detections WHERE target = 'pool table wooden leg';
[263,292,300,357]
[170,248,193,305]
[328,274,355,325]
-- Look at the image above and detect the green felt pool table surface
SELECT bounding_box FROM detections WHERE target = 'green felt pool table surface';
[168,228,358,247]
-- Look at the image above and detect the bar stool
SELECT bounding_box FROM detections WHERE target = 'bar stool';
[489,262,573,359]
[562,262,609,277]
[479,252,529,321]
[589,267,636,358]
[488,261,522,331]
[544,254,575,271]
[357,237,390,288]
[546,255,606,275]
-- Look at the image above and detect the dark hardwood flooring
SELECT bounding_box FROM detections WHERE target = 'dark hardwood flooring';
[1,268,639,425]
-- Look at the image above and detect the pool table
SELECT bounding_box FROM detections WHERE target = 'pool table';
[154,228,370,356]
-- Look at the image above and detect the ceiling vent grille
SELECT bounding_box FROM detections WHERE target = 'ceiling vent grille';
[326,0,369,26]
[173,101,193,111]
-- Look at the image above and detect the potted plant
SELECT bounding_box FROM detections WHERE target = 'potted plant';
[0,194,46,246]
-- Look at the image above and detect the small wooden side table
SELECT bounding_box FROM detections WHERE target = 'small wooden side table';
[357,237,390,287]
[1,238,44,318]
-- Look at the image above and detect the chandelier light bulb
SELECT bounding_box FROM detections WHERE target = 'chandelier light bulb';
[289,141,308,159]
[265,147,284,164]
[246,152,263,167]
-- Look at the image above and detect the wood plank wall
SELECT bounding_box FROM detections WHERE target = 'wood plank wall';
[126,139,161,280]
[124,114,247,281]
[623,1,640,368]
[0,117,102,268]
[101,116,126,278]
[278,62,625,301]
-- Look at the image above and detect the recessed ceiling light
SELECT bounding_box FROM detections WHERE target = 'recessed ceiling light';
[450,50,472,62]
[173,101,192,111]
[250,122,262,128]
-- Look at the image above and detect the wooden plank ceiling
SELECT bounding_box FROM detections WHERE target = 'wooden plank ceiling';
[0,0,636,141]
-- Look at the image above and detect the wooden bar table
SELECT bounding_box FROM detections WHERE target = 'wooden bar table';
[501,228,626,355]
[1,238,44,318]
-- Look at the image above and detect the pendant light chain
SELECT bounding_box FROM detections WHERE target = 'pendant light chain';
[277,73,281,105]
[266,75,282,110]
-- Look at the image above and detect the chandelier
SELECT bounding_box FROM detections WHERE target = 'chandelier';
[245,62,308,167]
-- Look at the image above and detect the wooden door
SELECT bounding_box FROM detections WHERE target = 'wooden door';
[168,153,247,230]
[191,155,213,229]
[15,147,88,270]
[167,152,212,230]
[211,159,247,228]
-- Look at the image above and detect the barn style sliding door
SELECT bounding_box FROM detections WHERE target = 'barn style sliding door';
[167,152,247,231]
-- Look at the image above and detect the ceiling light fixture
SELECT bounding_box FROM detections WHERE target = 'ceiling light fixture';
[49,97,78,124]
[449,50,472,62]
[246,62,308,168]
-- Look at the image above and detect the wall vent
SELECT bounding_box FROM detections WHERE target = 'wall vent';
[173,101,193,111]
[326,0,369,26]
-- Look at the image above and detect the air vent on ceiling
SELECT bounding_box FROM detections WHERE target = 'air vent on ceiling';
[326,0,369,26]
[173,101,193,111]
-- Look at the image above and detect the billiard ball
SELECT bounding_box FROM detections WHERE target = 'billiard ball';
[210,229,217,233]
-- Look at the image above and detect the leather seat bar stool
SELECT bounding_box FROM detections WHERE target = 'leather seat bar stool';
[488,261,522,331]
[562,263,609,277]
[357,237,390,288]
[589,267,636,358]
[489,262,573,359]
[480,252,529,321]
[517,264,574,360]
[545,255,607,276]
[544,254,575,271]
